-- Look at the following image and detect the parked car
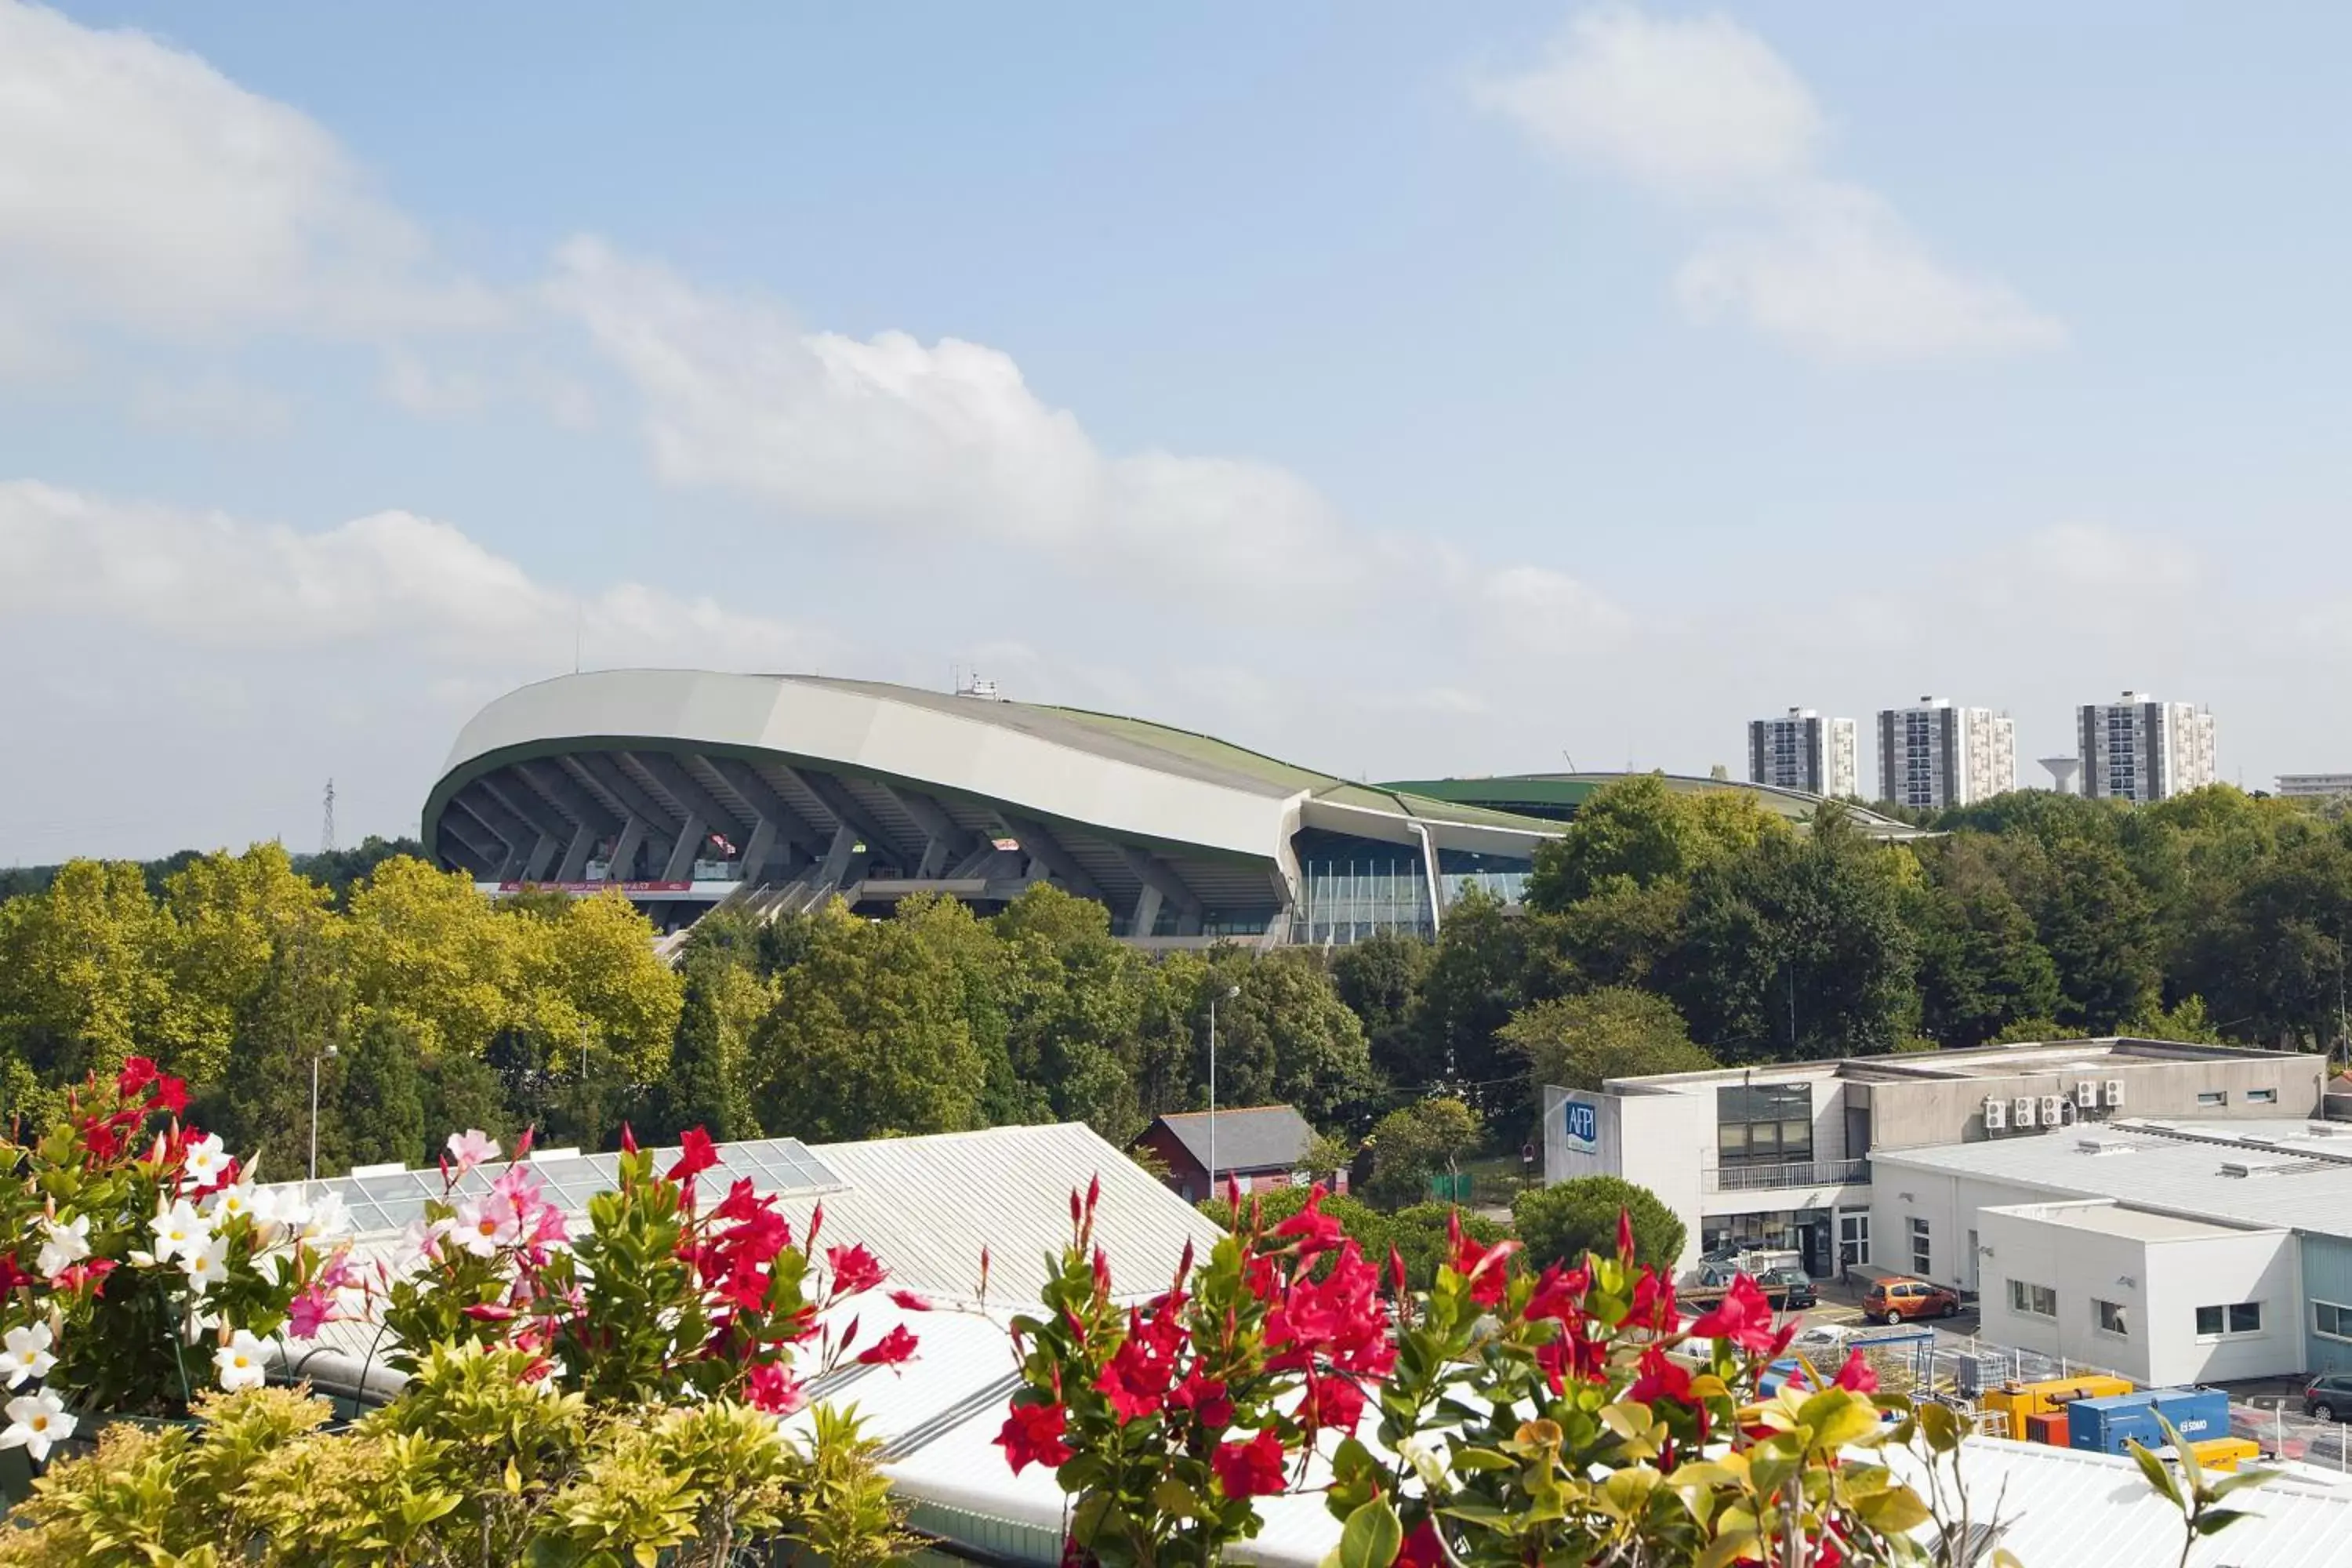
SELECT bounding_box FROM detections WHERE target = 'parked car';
[2304,1373,2352,1422]
[1862,1276,1961,1325]
[1683,1264,1817,1312]
[1760,1267,1818,1309]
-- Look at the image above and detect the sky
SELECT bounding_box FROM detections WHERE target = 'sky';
[5,2,2350,862]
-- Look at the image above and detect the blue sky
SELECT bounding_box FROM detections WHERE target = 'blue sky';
[4,2,2348,860]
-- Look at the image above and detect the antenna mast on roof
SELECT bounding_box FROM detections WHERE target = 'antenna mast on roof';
[321,779,336,856]
[1561,749,1578,772]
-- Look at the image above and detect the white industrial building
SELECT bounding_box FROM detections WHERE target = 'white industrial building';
[1541,1037,2324,1283]
[1748,708,1858,798]
[1871,1118,2352,1385]
[1875,697,2016,809]
[2078,691,2217,803]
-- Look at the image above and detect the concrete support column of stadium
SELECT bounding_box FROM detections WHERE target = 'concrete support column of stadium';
[425,672,1927,947]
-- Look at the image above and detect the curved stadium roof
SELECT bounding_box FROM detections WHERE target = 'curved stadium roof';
[423,670,1559,943]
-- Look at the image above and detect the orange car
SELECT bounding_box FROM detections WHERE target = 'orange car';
[1862,1276,1961,1325]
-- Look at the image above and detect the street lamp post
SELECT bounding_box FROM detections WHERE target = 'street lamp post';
[308,1042,339,1187]
[1207,983,1240,1199]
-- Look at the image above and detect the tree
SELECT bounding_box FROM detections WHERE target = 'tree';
[1513,1177,1686,1273]
[1668,808,1918,1058]
[990,885,1152,1142]
[1498,989,1716,1101]
[1406,889,1528,1097]
[341,1011,428,1170]
[1363,1098,1481,1208]
[648,952,770,1144]
[1525,775,1787,913]
[750,903,987,1141]
[1908,855,2061,1048]
[0,859,187,1087]
[2029,840,2163,1033]
[423,1051,513,1148]
[1195,949,1380,1129]
[1330,932,1436,1085]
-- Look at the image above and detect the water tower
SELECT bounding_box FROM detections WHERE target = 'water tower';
[2040,757,2082,795]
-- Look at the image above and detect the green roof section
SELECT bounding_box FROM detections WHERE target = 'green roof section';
[1380,773,1924,837]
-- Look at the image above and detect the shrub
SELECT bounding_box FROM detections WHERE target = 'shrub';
[1512,1176,1687,1275]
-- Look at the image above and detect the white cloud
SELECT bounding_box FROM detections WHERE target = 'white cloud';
[129,371,294,439]
[0,480,831,670]
[0,0,494,360]
[1474,5,1822,198]
[1478,562,1637,652]
[1479,5,2062,361]
[543,238,1356,596]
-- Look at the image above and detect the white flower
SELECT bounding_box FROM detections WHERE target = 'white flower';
[301,1191,349,1241]
[34,1216,89,1279]
[213,1329,268,1393]
[147,1199,212,1265]
[203,1182,255,1225]
[0,1391,74,1463]
[180,1134,229,1189]
[0,1324,55,1390]
[180,1234,230,1295]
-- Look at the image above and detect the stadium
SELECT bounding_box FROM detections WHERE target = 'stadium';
[423,670,1918,946]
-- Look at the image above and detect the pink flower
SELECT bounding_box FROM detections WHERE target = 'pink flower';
[888,1289,933,1312]
[286,1285,336,1339]
[745,1360,808,1414]
[453,1199,522,1258]
[856,1325,920,1367]
[826,1243,887,1298]
[445,1129,499,1173]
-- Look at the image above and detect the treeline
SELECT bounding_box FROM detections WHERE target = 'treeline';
[4,776,2339,1183]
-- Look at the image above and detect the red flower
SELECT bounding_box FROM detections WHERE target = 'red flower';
[1211,1429,1288,1498]
[857,1324,920,1367]
[746,1360,808,1414]
[150,1076,188,1116]
[1167,1371,1234,1428]
[713,1178,767,1222]
[53,1259,117,1297]
[1628,1347,1693,1407]
[0,1256,27,1296]
[1524,1261,1592,1325]
[1444,1210,1519,1307]
[620,1123,639,1156]
[826,1243,887,1298]
[889,1289,933,1312]
[1294,1371,1367,1434]
[717,1264,772,1314]
[116,1057,158,1098]
[1831,1348,1878,1394]
[1617,1207,1637,1263]
[1398,1521,1447,1568]
[997,1401,1073,1473]
[1271,1184,1345,1258]
[1096,1315,1180,1420]
[461,1302,519,1322]
[1688,1274,1778,1355]
[667,1127,720,1184]
[1625,1265,1677,1332]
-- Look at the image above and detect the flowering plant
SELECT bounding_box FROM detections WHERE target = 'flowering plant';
[0,1058,350,1436]
[380,1124,920,1410]
[1000,1180,1394,1568]
[1009,1185,1969,1568]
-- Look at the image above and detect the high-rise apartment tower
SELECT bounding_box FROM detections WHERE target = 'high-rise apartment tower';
[1875,697,2016,809]
[2077,691,2216,803]
[1748,708,1858,798]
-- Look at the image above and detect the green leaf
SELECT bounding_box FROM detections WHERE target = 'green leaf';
[1338,1495,1403,1568]
[2127,1442,2183,1508]
[1853,1486,1933,1533]
[1448,1447,1515,1472]
[2194,1507,2259,1536]
[1151,1479,1203,1520]
[1917,1399,1962,1454]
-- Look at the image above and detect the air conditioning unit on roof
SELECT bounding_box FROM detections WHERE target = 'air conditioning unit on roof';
[2106,1079,2125,1108]
[2014,1096,2038,1128]
[2041,1094,2067,1127]
[1984,1096,2007,1131]
[2077,1080,2100,1109]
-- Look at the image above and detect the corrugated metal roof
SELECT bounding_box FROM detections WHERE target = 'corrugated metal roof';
[1875,1126,2352,1240]
[771,1121,1228,1308]
[1145,1105,1315,1178]
[1880,1435,2352,1568]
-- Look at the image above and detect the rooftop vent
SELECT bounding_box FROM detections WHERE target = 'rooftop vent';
[2076,1137,2128,1155]
[2220,1160,2284,1178]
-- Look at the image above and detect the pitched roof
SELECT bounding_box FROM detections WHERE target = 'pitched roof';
[1143,1105,1315,1176]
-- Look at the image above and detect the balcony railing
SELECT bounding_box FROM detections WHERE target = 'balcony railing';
[1704,1158,1871,1194]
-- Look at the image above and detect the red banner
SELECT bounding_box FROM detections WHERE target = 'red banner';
[491,880,697,894]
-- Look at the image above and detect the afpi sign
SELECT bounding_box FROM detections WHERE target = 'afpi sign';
[1563,1099,1599,1149]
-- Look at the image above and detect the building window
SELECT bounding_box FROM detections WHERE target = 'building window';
[1908,1216,1931,1276]
[1715,1083,1814,1169]
[2194,1301,2263,1339]
[2318,1302,2352,1343]
[2094,1298,2129,1336]
[2008,1279,2057,1319]
[2248,1088,2278,1105]
[1839,1213,1871,1269]
[2197,1091,2227,1108]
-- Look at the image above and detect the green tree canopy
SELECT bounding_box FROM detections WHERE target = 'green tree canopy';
[1363,1097,1481,1208]
[1513,1176,1686,1275]
[1498,989,1716,1100]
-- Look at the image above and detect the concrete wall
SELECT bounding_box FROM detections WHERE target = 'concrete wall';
[1867,1053,2328,1152]
[1871,1168,2057,1295]
[1976,1205,2301,1385]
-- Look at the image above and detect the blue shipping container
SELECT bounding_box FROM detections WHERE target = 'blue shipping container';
[2067,1392,2159,1454]
[2147,1388,2230,1444]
